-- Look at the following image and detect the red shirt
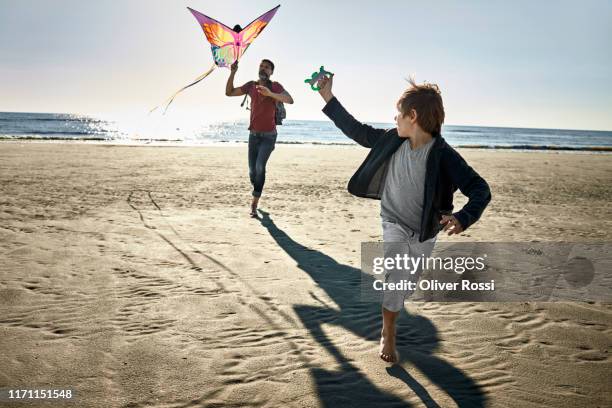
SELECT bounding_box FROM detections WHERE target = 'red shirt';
[240,80,285,133]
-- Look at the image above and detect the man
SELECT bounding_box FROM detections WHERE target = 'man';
[316,75,491,363]
[226,59,294,217]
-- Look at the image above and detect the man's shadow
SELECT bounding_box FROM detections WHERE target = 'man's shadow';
[258,210,486,408]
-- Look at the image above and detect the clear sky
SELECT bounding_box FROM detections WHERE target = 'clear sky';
[1,0,611,130]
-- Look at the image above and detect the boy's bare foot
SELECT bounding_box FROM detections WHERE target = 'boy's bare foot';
[379,329,399,363]
[380,307,399,363]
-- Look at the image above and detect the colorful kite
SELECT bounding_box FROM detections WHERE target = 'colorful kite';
[152,5,281,113]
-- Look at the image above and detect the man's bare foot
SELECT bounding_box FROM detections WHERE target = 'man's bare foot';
[379,329,399,363]
[250,197,259,217]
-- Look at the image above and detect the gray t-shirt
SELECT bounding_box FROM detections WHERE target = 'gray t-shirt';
[380,138,434,234]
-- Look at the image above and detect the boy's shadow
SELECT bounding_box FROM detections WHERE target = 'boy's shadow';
[258,210,486,408]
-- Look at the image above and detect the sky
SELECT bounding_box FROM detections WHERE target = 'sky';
[1,0,611,130]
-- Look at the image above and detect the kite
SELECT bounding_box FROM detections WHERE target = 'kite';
[152,5,281,113]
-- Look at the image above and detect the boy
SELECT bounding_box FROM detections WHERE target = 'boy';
[317,75,491,363]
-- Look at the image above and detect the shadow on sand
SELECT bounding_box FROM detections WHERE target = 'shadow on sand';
[258,210,486,408]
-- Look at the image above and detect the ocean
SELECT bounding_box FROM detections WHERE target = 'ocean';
[1,111,611,151]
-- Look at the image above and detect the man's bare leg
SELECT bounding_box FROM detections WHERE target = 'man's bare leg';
[250,196,260,217]
[380,307,400,363]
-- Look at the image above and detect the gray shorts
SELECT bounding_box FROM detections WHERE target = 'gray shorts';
[381,220,436,312]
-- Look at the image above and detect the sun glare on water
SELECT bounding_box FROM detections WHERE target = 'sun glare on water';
[93,110,246,145]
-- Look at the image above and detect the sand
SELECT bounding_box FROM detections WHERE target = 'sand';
[0,142,611,407]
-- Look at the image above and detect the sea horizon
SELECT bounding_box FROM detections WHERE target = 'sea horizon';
[1,111,611,152]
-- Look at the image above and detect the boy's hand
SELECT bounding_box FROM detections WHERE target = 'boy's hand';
[230,61,238,73]
[440,215,464,236]
[317,75,334,103]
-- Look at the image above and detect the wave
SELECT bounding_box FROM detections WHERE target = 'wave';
[0,117,105,123]
[447,129,484,134]
[8,130,107,136]
[0,133,106,139]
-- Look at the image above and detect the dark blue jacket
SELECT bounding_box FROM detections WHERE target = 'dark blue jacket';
[322,97,491,242]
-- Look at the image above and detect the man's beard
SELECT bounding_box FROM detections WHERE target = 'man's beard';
[258,71,269,81]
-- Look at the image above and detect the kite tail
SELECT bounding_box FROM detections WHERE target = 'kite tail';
[149,62,217,114]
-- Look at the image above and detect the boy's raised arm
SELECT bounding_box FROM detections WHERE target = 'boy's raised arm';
[318,76,386,148]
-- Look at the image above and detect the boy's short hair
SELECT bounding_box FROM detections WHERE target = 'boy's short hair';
[261,59,275,72]
[397,78,445,135]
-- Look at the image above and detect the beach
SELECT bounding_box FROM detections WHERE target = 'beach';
[1,142,611,407]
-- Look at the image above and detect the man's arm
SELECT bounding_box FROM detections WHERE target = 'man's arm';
[442,148,492,232]
[255,86,294,104]
[276,90,294,104]
[317,75,385,148]
[226,61,247,97]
